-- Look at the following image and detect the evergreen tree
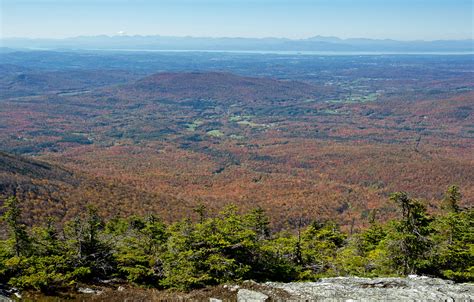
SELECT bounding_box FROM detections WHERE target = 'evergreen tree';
[112,215,167,285]
[33,217,61,256]
[358,210,386,254]
[428,186,473,281]
[442,185,461,213]
[1,196,30,257]
[64,205,115,281]
[299,220,346,277]
[384,192,432,275]
[193,204,207,224]
[245,206,270,240]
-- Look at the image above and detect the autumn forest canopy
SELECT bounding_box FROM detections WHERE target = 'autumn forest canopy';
[0,50,473,294]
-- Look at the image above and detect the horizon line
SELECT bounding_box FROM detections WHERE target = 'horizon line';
[2,34,473,43]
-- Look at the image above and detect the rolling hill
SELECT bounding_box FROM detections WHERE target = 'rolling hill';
[109,71,321,104]
[0,65,141,98]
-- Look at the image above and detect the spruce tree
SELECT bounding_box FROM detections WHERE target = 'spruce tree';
[386,192,432,275]
[442,185,461,213]
[2,196,30,257]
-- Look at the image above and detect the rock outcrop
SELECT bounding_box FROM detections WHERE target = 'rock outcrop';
[262,276,473,301]
[2,276,472,301]
[237,288,269,302]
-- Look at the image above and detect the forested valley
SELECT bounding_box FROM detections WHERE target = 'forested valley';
[0,51,473,299]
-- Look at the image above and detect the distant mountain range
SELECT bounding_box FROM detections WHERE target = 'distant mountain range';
[1,35,473,53]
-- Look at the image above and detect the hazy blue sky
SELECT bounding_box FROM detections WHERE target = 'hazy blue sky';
[1,0,473,40]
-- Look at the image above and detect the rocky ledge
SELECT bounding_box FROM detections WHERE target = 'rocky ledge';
[238,276,473,301]
[1,276,472,301]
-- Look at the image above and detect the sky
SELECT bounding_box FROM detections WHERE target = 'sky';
[1,0,473,40]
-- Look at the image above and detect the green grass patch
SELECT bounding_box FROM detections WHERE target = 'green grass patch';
[230,134,245,140]
[186,120,204,132]
[237,120,259,127]
[229,115,254,122]
[319,109,342,115]
[206,130,224,137]
[327,92,379,104]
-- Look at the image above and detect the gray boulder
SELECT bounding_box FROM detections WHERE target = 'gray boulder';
[237,288,269,302]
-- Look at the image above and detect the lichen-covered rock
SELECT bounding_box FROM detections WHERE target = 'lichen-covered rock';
[237,288,269,302]
[0,284,18,302]
[265,276,474,301]
[77,287,103,295]
[0,295,13,302]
